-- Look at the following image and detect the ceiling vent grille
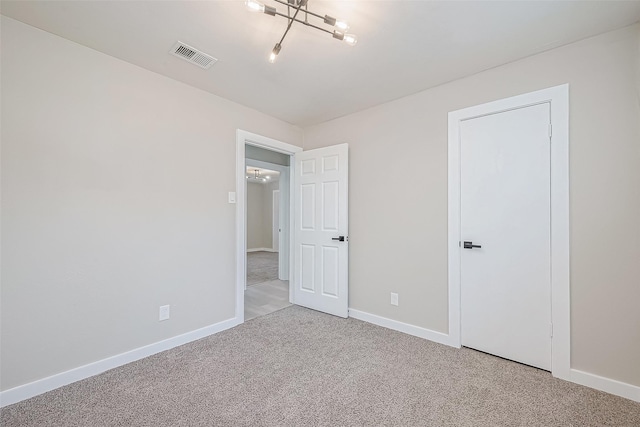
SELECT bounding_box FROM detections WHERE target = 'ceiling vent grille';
[169,42,217,69]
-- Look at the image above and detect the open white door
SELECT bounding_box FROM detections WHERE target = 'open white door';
[293,143,349,318]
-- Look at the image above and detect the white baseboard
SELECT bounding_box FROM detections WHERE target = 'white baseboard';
[247,248,277,253]
[348,309,639,403]
[0,316,241,408]
[570,369,640,402]
[4,311,638,408]
[348,308,457,348]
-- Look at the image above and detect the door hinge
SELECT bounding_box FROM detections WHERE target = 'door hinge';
[548,123,553,139]
[550,323,554,338]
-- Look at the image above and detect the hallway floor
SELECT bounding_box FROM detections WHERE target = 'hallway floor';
[244,279,291,321]
[245,251,290,321]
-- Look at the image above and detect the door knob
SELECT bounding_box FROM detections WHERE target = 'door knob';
[332,236,346,242]
[463,241,482,249]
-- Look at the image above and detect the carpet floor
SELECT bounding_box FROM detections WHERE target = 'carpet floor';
[2,306,639,426]
[246,251,278,286]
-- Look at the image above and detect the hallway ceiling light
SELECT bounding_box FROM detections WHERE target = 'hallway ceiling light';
[248,169,268,182]
[245,0,357,63]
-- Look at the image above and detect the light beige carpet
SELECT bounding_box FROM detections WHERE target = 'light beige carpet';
[247,251,278,286]
[2,306,639,426]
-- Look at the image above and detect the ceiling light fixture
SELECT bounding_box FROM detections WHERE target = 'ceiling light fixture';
[245,0,357,62]
[247,169,268,182]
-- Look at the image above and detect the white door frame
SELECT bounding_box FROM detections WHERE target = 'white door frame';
[448,84,570,380]
[235,130,302,323]
[272,189,280,252]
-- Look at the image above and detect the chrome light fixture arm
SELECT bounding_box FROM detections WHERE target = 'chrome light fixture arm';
[276,0,305,47]
[270,10,333,36]
[246,0,357,63]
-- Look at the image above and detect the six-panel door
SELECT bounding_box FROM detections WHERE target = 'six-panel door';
[293,144,349,318]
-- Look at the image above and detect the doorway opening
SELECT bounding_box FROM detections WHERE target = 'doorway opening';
[235,130,350,323]
[244,160,290,320]
[235,130,302,323]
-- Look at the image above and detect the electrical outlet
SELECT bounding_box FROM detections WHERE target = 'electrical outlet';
[390,293,399,306]
[159,305,170,321]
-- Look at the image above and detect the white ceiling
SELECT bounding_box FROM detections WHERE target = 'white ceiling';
[3,1,640,127]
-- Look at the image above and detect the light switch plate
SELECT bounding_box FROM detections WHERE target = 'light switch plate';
[228,192,236,204]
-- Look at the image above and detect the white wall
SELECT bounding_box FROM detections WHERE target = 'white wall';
[0,17,302,391]
[304,24,640,387]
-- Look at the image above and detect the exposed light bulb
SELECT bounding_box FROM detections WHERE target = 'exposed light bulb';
[265,176,270,180]
[269,43,281,63]
[335,19,350,31]
[343,34,357,46]
[262,178,267,182]
[245,0,265,12]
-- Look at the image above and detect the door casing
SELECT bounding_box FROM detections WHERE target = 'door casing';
[235,130,302,323]
[273,189,280,254]
[448,84,570,380]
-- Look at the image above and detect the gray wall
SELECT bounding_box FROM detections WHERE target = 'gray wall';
[247,181,279,250]
[3,15,639,395]
[0,17,302,391]
[303,24,640,387]
[247,182,265,249]
[246,145,290,166]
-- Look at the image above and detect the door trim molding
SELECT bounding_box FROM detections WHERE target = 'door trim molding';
[273,189,280,253]
[447,85,570,380]
[235,130,302,323]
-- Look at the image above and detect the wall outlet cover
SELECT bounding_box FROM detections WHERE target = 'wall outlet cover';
[159,305,170,321]
[390,293,399,306]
